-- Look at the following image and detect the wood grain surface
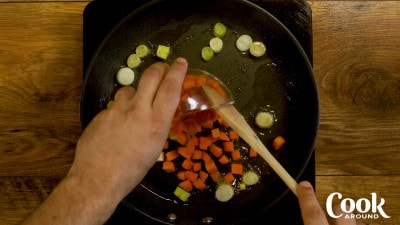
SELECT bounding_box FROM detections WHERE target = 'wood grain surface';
[0,1,399,225]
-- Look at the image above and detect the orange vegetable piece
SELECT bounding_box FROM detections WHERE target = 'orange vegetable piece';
[191,150,203,160]
[211,128,220,138]
[219,132,230,141]
[231,163,243,175]
[187,136,198,147]
[201,151,213,163]
[192,162,202,172]
[199,170,209,182]
[199,136,213,150]
[183,119,201,136]
[195,75,208,87]
[229,130,239,140]
[185,170,198,182]
[183,75,196,90]
[249,147,257,158]
[193,179,207,190]
[210,144,223,158]
[182,159,194,170]
[224,172,235,183]
[177,171,186,180]
[218,155,230,164]
[165,150,180,161]
[272,135,286,150]
[223,141,235,152]
[179,180,193,192]
[210,171,222,182]
[205,161,218,174]
[162,161,175,173]
[231,150,241,161]
[177,146,195,159]
[176,132,189,145]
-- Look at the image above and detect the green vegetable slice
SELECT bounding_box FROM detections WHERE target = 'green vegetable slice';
[174,186,191,202]
[213,22,227,38]
[201,46,214,62]
[135,44,150,58]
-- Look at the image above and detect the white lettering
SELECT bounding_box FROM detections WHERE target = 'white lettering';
[341,198,355,213]
[326,192,391,219]
[326,192,342,218]
[356,198,371,213]
[371,193,391,218]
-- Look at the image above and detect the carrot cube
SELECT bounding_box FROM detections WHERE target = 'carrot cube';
[199,170,209,182]
[210,144,223,158]
[249,147,257,158]
[182,159,194,170]
[162,161,175,173]
[219,132,230,141]
[192,162,202,172]
[165,150,180,161]
[210,171,222,182]
[193,179,207,190]
[218,155,230,164]
[231,150,241,161]
[224,172,235,183]
[179,180,193,192]
[223,141,235,152]
[231,163,243,175]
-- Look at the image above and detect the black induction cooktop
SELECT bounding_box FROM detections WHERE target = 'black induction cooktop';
[83,1,315,224]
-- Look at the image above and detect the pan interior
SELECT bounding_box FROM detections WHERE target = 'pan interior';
[81,0,318,224]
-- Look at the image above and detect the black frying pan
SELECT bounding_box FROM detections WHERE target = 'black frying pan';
[80,0,319,224]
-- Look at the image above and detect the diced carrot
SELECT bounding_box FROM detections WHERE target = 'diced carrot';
[249,147,257,158]
[163,140,169,149]
[165,150,180,161]
[187,136,198,147]
[199,136,213,150]
[231,163,243,175]
[272,135,286,150]
[224,172,235,183]
[223,141,235,152]
[210,144,223,158]
[177,146,195,159]
[218,154,230,164]
[199,170,209,182]
[211,128,220,138]
[195,75,208,87]
[219,132,230,141]
[182,159,194,170]
[193,179,207,190]
[205,161,218,174]
[229,130,239,140]
[192,162,202,172]
[184,170,198,182]
[210,171,222,182]
[191,149,203,160]
[217,116,229,127]
[183,75,196,90]
[179,179,193,192]
[201,151,213,163]
[202,119,214,129]
[231,150,241,161]
[177,171,186,180]
[183,119,201,136]
[162,161,175,173]
[176,132,189,145]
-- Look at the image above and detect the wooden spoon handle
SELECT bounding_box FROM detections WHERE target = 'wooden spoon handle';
[203,86,298,195]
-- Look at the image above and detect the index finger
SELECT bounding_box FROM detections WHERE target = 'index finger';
[297,181,330,225]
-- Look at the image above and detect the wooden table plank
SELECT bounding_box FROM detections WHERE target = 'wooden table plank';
[309,0,400,175]
[0,2,89,176]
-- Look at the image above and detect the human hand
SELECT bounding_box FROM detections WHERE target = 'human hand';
[297,181,364,225]
[69,57,188,202]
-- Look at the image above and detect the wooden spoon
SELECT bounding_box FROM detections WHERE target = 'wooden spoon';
[202,85,298,196]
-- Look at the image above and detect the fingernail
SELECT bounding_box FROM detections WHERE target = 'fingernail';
[175,57,187,63]
[299,181,313,188]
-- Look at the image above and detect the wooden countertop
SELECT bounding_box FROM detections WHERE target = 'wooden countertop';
[0,1,399,224]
